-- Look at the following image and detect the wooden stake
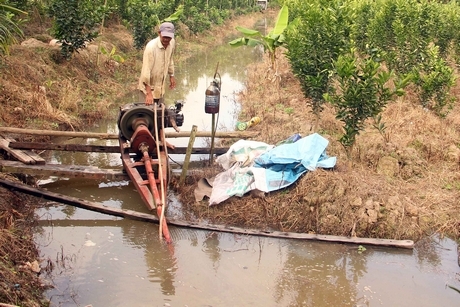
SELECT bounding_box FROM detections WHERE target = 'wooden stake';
[180,125,197,184]
[209,113,216,164]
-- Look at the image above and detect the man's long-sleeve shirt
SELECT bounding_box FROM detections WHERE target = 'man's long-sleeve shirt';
[138,36,175,99]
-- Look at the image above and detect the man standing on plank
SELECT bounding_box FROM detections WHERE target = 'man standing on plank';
[138,22,176,105]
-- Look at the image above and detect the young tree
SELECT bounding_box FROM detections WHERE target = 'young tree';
[325,48,409,160]
[48,0,106,59]
[284,0,353,130]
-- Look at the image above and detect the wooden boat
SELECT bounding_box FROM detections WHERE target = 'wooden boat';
[117,102,184,243]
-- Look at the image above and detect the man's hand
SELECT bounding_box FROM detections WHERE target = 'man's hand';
[169,76,176,90]
[144,83,153,105]
[145,92,154,105]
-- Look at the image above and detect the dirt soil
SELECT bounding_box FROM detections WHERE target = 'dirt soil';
[0,8,459,306]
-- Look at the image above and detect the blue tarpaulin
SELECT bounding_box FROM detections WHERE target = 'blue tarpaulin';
[202,133,336,205]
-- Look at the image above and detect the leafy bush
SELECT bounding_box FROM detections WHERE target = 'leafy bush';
[127,0,160,49]
[285,0,354,119]
[362,0,436,74]
[356,0,459,116]
[155,0,177,21]
[4,0,28,11]
[183,6,211,35]
[436,1,460,65]
[285,0,460,124]
[325,48,408,156]
[412,45,455,118]
[48,0,106,59]
[208,7,223,25]
[0,2,26,55]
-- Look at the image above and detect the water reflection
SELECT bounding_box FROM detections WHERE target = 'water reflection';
[121,221,178,296]
[203,232,222,270]
[415,236,444,268]
[48,128,121,168]
[274,243,366,306]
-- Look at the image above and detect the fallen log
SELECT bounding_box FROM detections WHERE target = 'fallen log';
[0,127,259,139]
[0,178,415,249]
[8,141,229,155]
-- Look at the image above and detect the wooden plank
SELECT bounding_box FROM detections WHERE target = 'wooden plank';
[0,159,202,180]
[2,136,46,164]
[0,127,259,139]
[8,141,229,155]
[9,142,122,153]
[181,125,197,184]
[0,136,46,164]
[0,136,36,164]
[22,150,46,165]
[0,178,415,249]
[0,160,129,181]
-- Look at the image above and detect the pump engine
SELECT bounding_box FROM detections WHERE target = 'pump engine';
[117,101,184,141]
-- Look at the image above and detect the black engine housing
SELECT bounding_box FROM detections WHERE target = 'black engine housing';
[117,102,184,140]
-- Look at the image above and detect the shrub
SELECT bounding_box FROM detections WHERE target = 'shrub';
[48,0,106,59]
[285,0,354,121]
[0,2,26,55]
[412,45,456,118]
[325,47,408,157]
[127,0,160,49]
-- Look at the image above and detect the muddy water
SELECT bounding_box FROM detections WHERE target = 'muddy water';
[35,197,460,307]
[36,28,460,307]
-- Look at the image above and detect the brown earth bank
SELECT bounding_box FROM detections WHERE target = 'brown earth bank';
[1,8,460,306]
[0,173,48,307]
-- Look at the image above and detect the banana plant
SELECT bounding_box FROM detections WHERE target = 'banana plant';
[163,4,183,22]
[229,5,289,72]
[100,46,125,64]
[0,2,26,55]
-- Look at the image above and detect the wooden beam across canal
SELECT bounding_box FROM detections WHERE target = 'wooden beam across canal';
[0,127,246,180]
[0,178,415,249]
[0,126,259,139]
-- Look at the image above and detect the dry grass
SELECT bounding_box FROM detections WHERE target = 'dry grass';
[0,25,139,131]
[175,50,460,242]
